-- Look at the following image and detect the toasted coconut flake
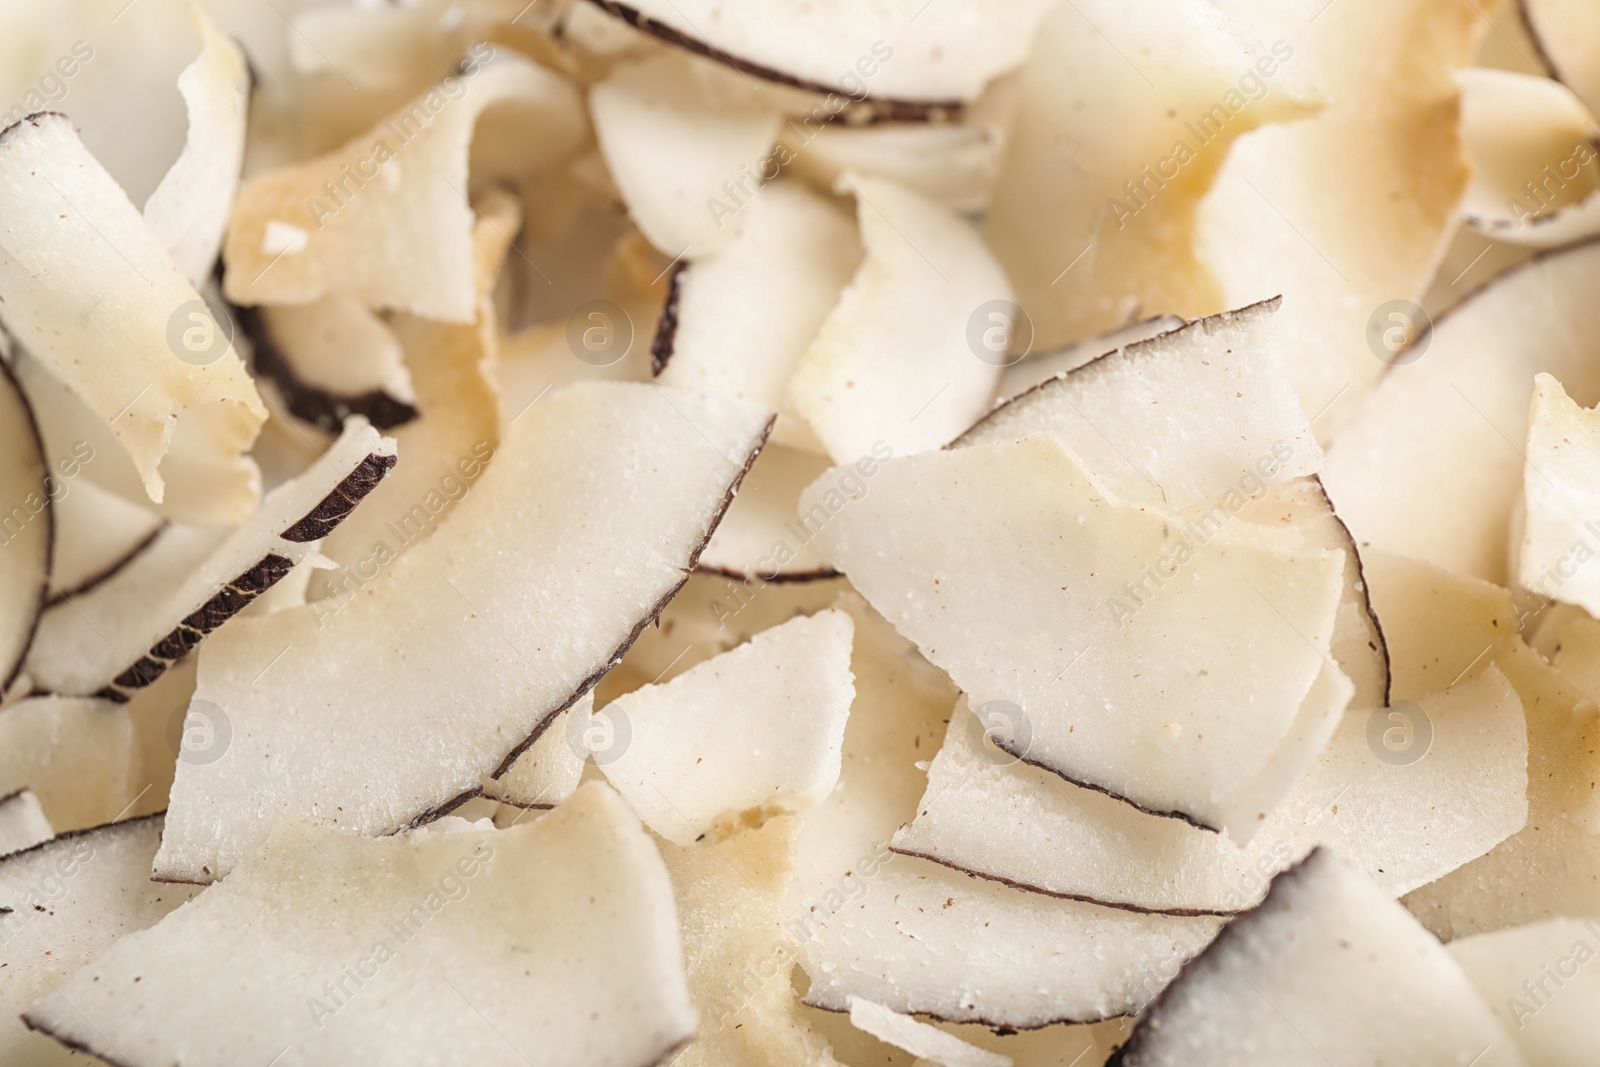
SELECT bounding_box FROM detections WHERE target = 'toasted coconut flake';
[655,180,861,449]
[0,696,134,832]
[25,785,697,1067]
[1108,851,1522,1065]
[0,112,267,522]
[1449,917,1600,1064]
[155,381,771,882]
[223,48,584,321]
[1517,373,1600,614]
[697,443,838,580]
[988,0,1316,350]
[1197,0,1486,428]
[805,435,1345,835]
[0,813,201,1066]
[781,116,1005,215]
[590,51,784,258]
[1322,238,1600,584]
[481,699,587,810]
[599,609,854,844]
[143,7,250,287]
[999,315,1183,401]
[25,420,395,699]
[788,175,1009,461]
[0,789,51,857]
[847,999,1010,1067]
[45,479,164,605]
[0,360,49,695]
[957,300,1322,512]
[1459,69,1600,246]
[1521,0,1600,114]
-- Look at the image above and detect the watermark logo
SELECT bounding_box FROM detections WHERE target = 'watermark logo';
[1366,702,1432,766]
[966,300,1033,367]
[1365,300,1431,367]
[964,699,1031,766]
[168,699,233,766]
[166,295,236,367]
[566,702,632,766]
[566,300,633,367]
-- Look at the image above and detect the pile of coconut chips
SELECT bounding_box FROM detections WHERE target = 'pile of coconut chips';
[2,0,1599,1063]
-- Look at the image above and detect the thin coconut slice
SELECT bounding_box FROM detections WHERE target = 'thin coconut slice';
[1106,850,1523,1066]
[1518,373,1600,614]
[955,300,1323,513]
[143,7,250,287]
[0,696,135,832]
[599,609,855,845]
[580,0,1055,107]
[241,296,419,433]
[1196,0,1487,430]
[590,51,783,258]
[987,0,1316,350]
[309,189,513,602]
[1321,238,1600,584]
[1449,917,1600,1065]
[0,814,201,1067]
[660,817,846,1067]
[25,420,397,700]
[798,851,1223,1028]
[0,113,267,522]
[1521,0,1600,115]
[46,479,165,604]
[0,360,49,694]
[222,49,584,322]
[0,789,51,856]
[787,174,1010,461]
[803,435,1346,837]
[654,180,861,450]
[847,999,1011,1067]
[697,443,838,580]
[895,668,1525,915]
[1235,476,1390,710]
[154,381,771,883]
[481,700,588,810]
[782,121,1003,216]
[999,315,1183,401]
[1459,69,1600,246]
[26,784,697,1067]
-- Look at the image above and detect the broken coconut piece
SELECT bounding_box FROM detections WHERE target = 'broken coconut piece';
[155,381,771,882]
[241,296,419,433]
[223,48,584,321]
[25,419,397,699]
[1449,917,1600,1065]
[600,609,855,845]
[1197,0,1486,430]
[987,0,1316,350]
[0,813,201,1067]
[581,0,1055,107]
[1517,373,1600,616]
[696,443,838,580]
[0,359,49,694]
[0,112,267,523]
[1521,0,1600,115]
[659,816,845,1067]
[590,51,783,258]
[26,784,697,1067]
[0,788,51,856]
[847,998,1011,1067]
[999,315,1183,401]
[955,300,1323,513]
[45,478,165,604]
[1321,237,1600,584]
[798,851,1223,1028]
[481,698,588,810]
[895,668,1524,915]
[1459,68,1600,246]
[654,180,861,450]
[803,435,1346,836]
[787,174,1010,461]
[0,696,135,832]
[143,7,250,287]
[1106,850,1524,1066]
